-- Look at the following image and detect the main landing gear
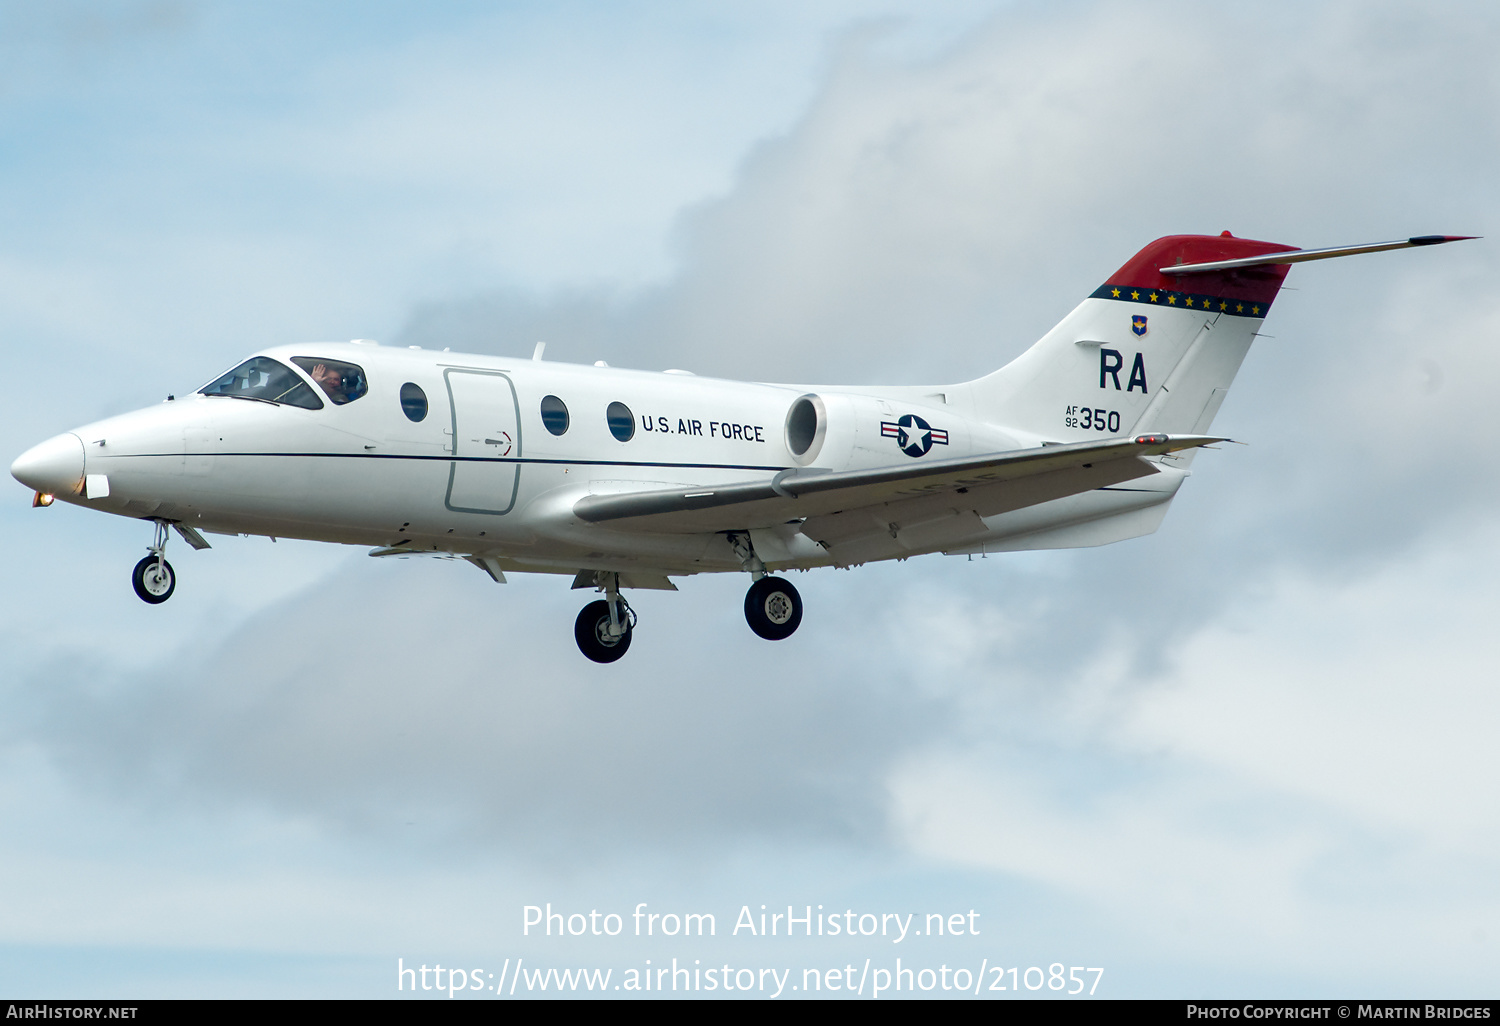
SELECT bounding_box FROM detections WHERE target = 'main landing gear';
[572,540,807,662]
[132,519,175,604]
[744,575,802,640]
[574,572,635,663]
[731,531,803,642]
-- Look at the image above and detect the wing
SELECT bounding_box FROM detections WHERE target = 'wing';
[572,433,1223,554]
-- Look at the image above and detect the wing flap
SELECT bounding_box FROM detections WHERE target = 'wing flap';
[799,455,1157,563]
[570,434,1223,535]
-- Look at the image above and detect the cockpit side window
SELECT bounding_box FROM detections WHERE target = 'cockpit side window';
[291,357,368,405]
[199,357,324,410]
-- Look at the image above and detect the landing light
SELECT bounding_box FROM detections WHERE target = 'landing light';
[33,491,54,507]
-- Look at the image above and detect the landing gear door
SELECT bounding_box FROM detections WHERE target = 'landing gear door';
[445,368,521,515]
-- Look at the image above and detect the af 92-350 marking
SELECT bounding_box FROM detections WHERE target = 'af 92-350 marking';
[1064,405,1121,433]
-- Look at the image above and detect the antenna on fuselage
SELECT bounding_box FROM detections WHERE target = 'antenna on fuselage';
[532,341,547,361]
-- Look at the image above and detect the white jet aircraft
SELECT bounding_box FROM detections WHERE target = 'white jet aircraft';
[11,232,1472,661]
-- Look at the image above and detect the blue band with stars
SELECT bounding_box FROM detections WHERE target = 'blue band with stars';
[1089,284,1272,318]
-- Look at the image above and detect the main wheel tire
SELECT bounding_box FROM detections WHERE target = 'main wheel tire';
[574,599,632,663]
[132,555,176,604]
[744,576,802,640]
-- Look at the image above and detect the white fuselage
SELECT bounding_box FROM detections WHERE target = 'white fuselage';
[27,339,1181,581]
[13,231,1457,658]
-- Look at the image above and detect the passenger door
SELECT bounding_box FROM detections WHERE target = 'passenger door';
[445,368,521,515]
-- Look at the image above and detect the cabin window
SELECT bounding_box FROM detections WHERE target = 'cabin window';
[290,357,368,405]
[606,401,634,442]
[198,357,324,410]
[540,395,569,436]
[400,383,428,422]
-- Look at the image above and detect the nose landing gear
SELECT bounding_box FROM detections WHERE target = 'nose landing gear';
[132,520,176,604]
[574,572,635,663]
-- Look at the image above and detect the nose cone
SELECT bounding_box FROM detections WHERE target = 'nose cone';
[11,432,85,497]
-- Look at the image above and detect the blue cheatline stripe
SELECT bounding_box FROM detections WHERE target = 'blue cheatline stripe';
[108,451,1159,496]
[111,451,793,473]
[1088,284,1272,317]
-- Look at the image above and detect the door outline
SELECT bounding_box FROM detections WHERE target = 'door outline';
[444,368,522,515]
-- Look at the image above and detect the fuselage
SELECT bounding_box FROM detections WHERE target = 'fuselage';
[18,340,1103,579]
[11,232,1463,660]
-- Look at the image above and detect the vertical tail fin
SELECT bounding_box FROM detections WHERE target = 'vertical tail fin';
[967,233,1296,441]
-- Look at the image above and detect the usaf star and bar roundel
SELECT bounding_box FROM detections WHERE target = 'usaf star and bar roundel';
[881,413,949,458]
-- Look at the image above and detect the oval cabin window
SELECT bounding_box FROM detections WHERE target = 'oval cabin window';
[540,395,570,436]
[606,401,634,442]
[400,383,428,422]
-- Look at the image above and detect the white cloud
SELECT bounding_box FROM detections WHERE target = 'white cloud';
[15,561,944,856]
[1117,529,1500,851]
[890,522,1500,985]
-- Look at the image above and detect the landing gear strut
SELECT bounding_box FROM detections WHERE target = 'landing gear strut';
[729,531,803,641]
[574,572,635,663]
[132,519,176,604]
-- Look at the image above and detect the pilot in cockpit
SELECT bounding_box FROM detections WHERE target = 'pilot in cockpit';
[287,355,366,406]
[308,362,348,403]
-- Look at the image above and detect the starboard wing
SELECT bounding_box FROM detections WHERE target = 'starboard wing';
[570,433,1224,539]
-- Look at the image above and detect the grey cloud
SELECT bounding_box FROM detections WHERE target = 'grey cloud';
[15,560,945,861]
[0,0,192,48]
[0,0,194,98]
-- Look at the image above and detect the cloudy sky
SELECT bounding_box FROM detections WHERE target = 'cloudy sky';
[2,0,1497,999]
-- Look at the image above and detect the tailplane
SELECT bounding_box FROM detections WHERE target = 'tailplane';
[966,232,1474,442]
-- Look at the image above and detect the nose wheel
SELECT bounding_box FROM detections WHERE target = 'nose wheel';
[132,555,176,603]
[132,519,176,604]
[744,576,802,640]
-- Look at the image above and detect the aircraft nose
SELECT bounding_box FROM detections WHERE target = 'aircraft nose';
[10,432,85,497]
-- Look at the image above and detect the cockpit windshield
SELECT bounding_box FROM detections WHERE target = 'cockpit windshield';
[291,357,368,405]
[199,357,324,409]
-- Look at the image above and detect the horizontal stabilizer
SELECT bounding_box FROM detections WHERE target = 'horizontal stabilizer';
[1159,235,1477,275]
